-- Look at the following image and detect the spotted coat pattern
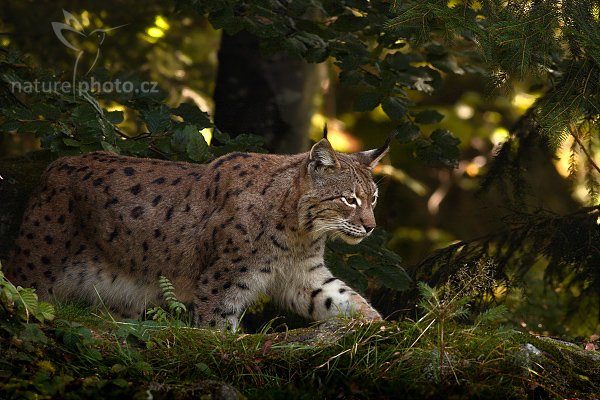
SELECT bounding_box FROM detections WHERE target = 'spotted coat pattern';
[6,138,388,328]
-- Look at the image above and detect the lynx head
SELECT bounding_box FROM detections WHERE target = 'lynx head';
[299,132,391,244]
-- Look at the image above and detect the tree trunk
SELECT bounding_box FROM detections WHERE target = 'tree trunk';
[213,32,320,154]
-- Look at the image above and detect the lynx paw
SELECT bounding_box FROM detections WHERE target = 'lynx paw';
[349,293,381,321]
[357,303,382,321]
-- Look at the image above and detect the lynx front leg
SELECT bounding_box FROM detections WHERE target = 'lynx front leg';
[271,266,381,321]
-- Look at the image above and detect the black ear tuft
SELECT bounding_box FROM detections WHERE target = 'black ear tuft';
[323,123,328,140]
[352,132,394,169]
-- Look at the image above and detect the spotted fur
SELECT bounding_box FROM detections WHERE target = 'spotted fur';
[5,137,389,328]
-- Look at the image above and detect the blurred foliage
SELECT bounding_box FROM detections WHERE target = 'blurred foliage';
[419,206,600,329]
[0,0,599,336]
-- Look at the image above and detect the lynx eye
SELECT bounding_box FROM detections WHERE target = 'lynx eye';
[341,196,358,207]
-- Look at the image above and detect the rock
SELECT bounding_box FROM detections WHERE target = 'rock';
[147,380,244,400]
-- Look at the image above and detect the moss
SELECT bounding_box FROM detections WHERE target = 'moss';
[1,260,598,400]
[523,335,600,398]
[1,299,599,400]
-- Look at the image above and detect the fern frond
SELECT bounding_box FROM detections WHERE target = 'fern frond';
[156,276,187,318]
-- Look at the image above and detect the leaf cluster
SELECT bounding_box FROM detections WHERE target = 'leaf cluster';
[325,229,411,293]
[0,50,265,161]
[183,0,462,167]
[0,264,55,323]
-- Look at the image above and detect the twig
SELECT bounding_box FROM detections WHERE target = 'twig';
[571,131,600,175]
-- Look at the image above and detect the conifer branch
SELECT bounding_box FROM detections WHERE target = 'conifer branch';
[571,130,600,175]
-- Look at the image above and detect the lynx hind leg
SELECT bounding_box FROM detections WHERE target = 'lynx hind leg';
[55,252,162,320]
[192,264,260,330]
[192,285,243,330]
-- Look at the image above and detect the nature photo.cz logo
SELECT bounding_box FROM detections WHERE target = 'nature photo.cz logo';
[52,9,126,88]
[9,9,159,95]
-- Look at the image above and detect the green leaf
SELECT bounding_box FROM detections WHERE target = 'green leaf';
[354,92,383,112]
[382,96,407,121]
[347,255,371,271]
[371,264,411,291]
[172,125,210,162]
[117,139,149,155]
[99,118,116,141]
[63,138,81,147]
[195,362,212,375]
[101,141,120,153]
[210,133,265,156]
[394,122,420,143]
[36,121,55,137]
[414,110,444,124]
[325,252,368,293]
[71,104,98,125]
[106,110,124,124]
[37,302,56,322]
[16,289,38,320]
[153,137,172,154]
[415,129,461,168]
[142,105,171,134]
[21,323,48,345]
[172,103,212,129]
[111,378,130,388]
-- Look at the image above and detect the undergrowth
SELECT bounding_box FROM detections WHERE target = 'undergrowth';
[0,268,597,399]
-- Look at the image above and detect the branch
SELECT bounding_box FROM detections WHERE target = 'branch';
[571,131,600,175]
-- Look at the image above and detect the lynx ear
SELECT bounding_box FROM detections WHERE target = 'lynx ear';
[353,133,393,169]
[309,138,340,171]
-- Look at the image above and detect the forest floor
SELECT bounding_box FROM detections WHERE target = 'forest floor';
[1,271,599,400]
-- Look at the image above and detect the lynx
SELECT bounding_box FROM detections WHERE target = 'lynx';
[6,133,390,328]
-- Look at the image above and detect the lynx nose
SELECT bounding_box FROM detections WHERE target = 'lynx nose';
[363,225,375,234]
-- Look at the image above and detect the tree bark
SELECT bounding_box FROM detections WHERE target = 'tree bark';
[213,32,320,154]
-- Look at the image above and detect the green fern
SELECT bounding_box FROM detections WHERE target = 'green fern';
[147,276,187,323]
[146,306,169,322]
[158,275,187,316]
